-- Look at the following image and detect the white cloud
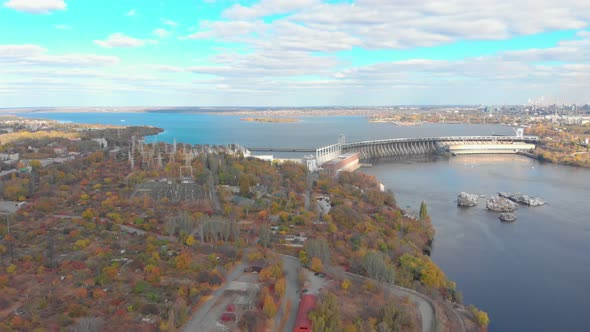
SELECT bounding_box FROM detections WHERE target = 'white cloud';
[126,9,136,17]
[147,64,184,72]
[0,44,119,67]
[0,44,45,59]
[202,0,590,51]
[224,0,319,20]
[93,33,152,48]
[153,28,169,38]
[188,20,265,40]
[161,18,179,27]
[4,0,66,14]
[54,24,70,30]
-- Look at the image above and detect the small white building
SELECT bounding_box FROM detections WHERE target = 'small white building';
[92,138,108,149]
[304,155,318,172]
[0,153,19,161]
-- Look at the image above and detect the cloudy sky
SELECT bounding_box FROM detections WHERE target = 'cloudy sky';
[1,0,590,107]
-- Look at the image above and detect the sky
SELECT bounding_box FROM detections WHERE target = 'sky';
[1,0,590,107]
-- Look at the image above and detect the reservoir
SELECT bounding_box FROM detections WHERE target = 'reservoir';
[21,112,590,331]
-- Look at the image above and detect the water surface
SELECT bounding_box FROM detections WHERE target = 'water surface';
[364,156,590,332]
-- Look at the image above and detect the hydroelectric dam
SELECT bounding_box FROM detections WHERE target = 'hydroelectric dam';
[342,135,538,160]
[247,133,539,167]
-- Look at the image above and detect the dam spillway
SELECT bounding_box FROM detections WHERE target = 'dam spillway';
[341,136,538,160]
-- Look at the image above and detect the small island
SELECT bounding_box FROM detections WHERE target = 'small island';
[240,117,299,123]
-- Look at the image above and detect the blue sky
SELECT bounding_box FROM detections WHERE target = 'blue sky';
[1,0,590,107]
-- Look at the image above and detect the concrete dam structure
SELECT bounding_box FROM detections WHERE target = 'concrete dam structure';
[341,136,538,160]
[246,134,539,170]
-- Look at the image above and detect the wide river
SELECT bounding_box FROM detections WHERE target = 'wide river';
[22,112,590,332]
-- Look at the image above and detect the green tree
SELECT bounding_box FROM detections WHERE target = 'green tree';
[377,302,414,332]
[309,293,342,332]
[259,225,271,248]
[30,160,42,172]
[239,175,250,196]
[419,201,429,221]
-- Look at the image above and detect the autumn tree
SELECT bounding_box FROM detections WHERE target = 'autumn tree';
[274,277,286,297]
[341,279,351,292]
[377,302,414,331]
[311,257,323,273]
[144,264,161,284]
[262,294,277,318]
[175,251,192,271]
[185,235,195,246]
[469,305,490,328]
[309,293,342,332]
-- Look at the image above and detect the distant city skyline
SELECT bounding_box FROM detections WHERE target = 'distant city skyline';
[1,0,590,107]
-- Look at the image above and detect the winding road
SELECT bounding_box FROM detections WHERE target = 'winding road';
[343,271,437,332]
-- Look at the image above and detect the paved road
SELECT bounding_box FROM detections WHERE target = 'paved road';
[342,271,452,332]
[276,255,302,332]
[183,255,247,332]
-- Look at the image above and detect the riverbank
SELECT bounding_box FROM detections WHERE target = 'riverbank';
[240,117,299,123]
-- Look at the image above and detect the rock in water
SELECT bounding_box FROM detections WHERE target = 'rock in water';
[526,197,546,207]
[457,192,479,207]
[498,192,546,206]
[499,213,517,222]
[486,197,519,212]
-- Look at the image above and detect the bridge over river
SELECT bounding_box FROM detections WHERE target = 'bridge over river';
[248,135,539,162]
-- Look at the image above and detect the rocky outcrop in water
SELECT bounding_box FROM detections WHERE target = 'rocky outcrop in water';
[499,192,546,206]
[499,213,517,222]
[486,197,519,212]
[457,192,479,207]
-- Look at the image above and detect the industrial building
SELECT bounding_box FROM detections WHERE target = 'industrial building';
[321,152,360,175]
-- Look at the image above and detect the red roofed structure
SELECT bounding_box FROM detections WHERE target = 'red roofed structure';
[293,294,317,332]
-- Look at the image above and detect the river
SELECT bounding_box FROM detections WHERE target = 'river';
[364,155,590,332]
[20,112,590,331]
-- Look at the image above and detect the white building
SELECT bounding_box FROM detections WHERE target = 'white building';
[304,155,318,172]
[0,153,19,161]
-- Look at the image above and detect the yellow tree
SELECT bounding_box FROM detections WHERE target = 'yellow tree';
[311,257,323,273]
[262,294,277,318]
[274,278,286,297]
[341,279,351,292]
[185,235,196,246]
